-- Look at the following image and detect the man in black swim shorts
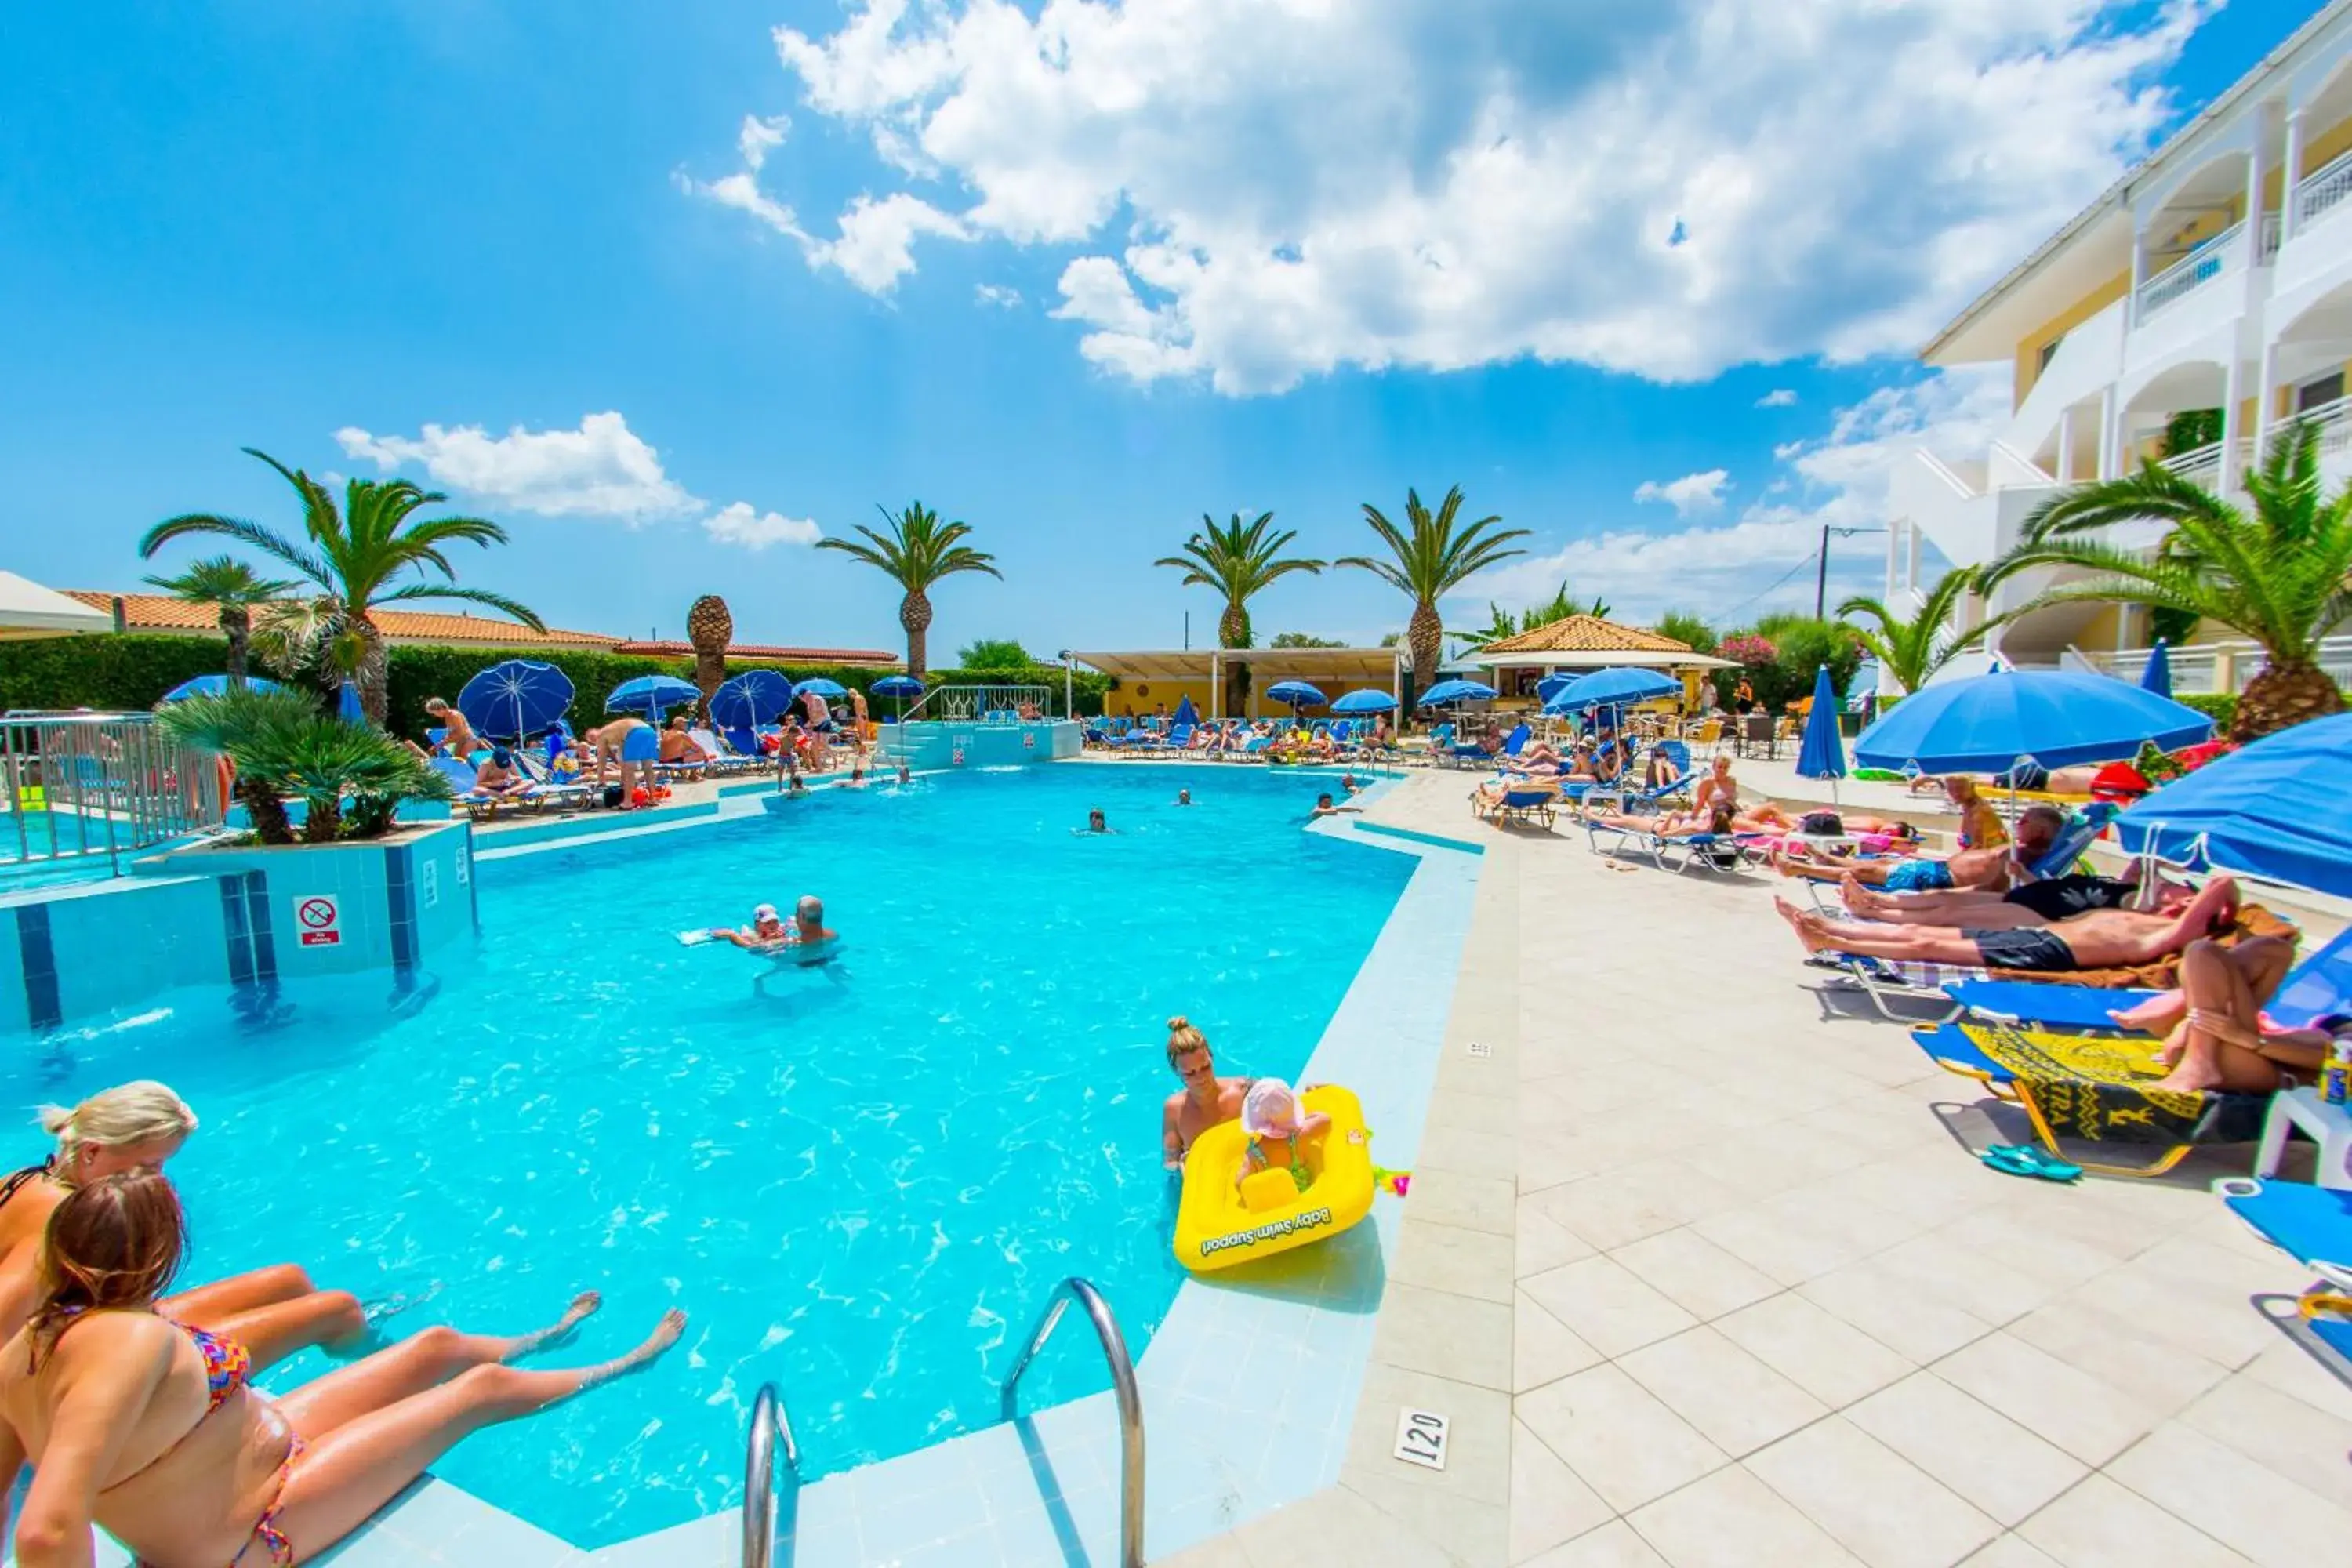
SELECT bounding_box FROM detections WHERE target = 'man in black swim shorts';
[1961,927,2077,971]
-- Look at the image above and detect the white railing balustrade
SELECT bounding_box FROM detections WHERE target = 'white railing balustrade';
[2082,634,2352,695]
[2,710,227,873]
[899,684,1057,723]
[2296,147,2352,230]
[2135,220,2241,324]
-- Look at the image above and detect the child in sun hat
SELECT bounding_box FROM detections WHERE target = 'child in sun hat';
[1237,1078,1332,1196]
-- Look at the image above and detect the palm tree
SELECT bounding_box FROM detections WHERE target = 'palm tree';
[158,687,452,844]
[1337,485,1529,689]
[140,449,542,724]
[1454,583,1612,649]
[1835,569,2002,695]
[1156,511,1323,711]
[816,502,1000,678]
[687,594,734,718]
[1980,419,2352,740]
[141,555,296,687]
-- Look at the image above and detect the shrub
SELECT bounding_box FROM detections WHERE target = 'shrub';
[156,688,451,844]
[2174,691,2237,734]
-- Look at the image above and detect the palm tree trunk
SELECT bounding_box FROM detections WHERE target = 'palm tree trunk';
[2233,657,2346,741]
[1407,601,1444,701]
[221,608,251,687]
[302,793,343,844]
[355,617,390,726]
[236,775,293,845]
[902,590,934,679]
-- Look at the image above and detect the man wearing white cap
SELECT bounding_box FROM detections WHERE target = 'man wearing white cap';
[713,904,788,950]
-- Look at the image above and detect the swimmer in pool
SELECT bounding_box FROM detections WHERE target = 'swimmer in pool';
[711,903,789,950]
[1176,789,1192,807]
[1084,808,1113,833]
[1311,793,1359,818]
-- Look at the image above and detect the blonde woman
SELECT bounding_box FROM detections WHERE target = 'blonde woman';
[0,1172,681,1568]
[0,1083,365,1366]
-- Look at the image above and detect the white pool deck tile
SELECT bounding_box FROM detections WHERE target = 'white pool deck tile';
[96,760,2352,1567]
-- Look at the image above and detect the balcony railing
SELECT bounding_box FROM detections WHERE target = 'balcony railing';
[2154,397,2347,493]
[2081,635,2352,695]
[2135,220,2240,324]
[2296,146,2352,230]
[2260,210,2281,260]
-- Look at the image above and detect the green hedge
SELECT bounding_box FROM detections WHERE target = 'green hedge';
[2175,691,2236,734]
[0,636,1119,731]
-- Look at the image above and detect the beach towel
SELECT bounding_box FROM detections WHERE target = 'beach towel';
[1948,1020,2271,1148]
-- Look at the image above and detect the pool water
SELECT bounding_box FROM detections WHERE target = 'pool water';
[5,765,1414,1545]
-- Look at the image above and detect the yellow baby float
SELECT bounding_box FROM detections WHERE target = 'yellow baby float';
[1173,1084,1375,1272]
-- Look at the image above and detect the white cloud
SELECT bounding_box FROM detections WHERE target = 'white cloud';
[703,502,822,550]
[739,113,791,172]
[1461,368,2006,622]
[1756,388,1798,408]
[726,0,2205,393]
[334,412,702,523]
[974,282,1022,307]
[1633,469,1730,517]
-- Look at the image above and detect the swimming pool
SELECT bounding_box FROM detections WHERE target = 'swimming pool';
[4,764,1415,1546]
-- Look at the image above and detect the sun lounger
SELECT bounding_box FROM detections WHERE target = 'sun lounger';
[1585,816,1748,874]
[2214,1178,2352,1362]
[1911,1018,2272,1178]
[1942,924,2352,1037]
[1472,778,1559,829]
[430,757,542,821]
[509,751,595,811]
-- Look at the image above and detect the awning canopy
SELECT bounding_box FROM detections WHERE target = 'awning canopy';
[1072,647,1406,719]
[0,572,113,640]
[1073,647,1405,685]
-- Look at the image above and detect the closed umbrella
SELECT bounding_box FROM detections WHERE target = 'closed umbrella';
[459,660,575,741]
[711,670,795,729]
[2139,639,2173,699]
[160,674,286,702]
[336,680,365,725]
[1795,666,1846,803]
[1173,695,1200,728]
[604,675,699,720]
[1852,668,2212,775]
[2114,711,2352,897]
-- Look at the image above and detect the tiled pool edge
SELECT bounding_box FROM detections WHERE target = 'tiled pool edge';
[144,786,1487,1568]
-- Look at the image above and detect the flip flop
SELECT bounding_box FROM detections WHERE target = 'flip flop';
[1978,1144,2082,1183]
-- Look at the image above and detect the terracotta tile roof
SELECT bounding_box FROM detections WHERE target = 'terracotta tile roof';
[69,592,902,665]
[1477,614,1694,656]
[68,593,617,647]
[609,640,902,666]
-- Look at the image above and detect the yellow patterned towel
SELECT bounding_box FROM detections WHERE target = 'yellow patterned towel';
[1959,1022,2270,1147]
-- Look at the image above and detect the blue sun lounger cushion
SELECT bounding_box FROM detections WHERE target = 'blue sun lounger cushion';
[2218,1178,2352,1363]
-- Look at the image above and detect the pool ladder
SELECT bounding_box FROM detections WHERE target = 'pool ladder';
[737,1276,1145,1568]
[741,1384,801,1568]
[1003,1276,1147,1568]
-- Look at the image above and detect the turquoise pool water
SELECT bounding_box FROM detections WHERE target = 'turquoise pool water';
[3,765,1414,1546]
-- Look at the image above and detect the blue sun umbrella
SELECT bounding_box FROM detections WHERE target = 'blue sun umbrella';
[1330,688,1397,714]
[336,679,365,725]
[1535,673,1576,702]
[1265,680,1325,715]
[2139,638,2173,699]
[1852,667,2212,775]
[792,677,849,699]
[2114,711,2352,897]
[459,660,575,741]
[869,673,923,719]
[711,670,795,729]
[1795,666,1846,799]
[1417,678,1497,707]
[604,674,699,719]
[160,674,287,702]
[1543,667,1681,715]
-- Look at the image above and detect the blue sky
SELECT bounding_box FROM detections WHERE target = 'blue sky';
[0,1,2316,660]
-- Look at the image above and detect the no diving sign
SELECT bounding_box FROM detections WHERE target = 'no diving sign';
[295,895,342,948]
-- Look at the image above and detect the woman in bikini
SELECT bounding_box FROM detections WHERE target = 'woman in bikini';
[0,1172,682,1568]
[2109,937,2336,1094]
[0,1083,364,1365]
[1582,800,1737,838]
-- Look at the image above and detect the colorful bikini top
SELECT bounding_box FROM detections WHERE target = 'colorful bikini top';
[45,1306,252,1413]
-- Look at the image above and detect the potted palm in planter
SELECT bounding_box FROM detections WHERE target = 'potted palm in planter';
[157,688,451,844]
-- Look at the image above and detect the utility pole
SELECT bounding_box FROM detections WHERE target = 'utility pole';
[1815,524,1888,619]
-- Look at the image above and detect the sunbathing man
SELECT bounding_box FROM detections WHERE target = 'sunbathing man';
[1775,874,2241,974]
[1840,858,2187,929]
[2105,938,2336,1094]
[1775,804,2063,891]
[659,716,709,768]
[1908,761,2104,797]
[1160,1016,1251,1171]
[471,748,531,800]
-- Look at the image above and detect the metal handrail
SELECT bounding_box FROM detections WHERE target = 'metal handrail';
[741,1383,801,1568]
[1001,1277,1145,1568]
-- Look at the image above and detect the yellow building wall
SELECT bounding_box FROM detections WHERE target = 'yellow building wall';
[2013,270,2131,408]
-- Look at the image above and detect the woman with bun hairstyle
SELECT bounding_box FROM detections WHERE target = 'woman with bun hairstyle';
[0,1172,682,1567]
[0,1082,365,1365]
[1160,1016,1254,1172]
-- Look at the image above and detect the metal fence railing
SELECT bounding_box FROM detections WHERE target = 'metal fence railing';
[2,711,227,876]
[900,685,1057,723]
[2078,636,2352,695]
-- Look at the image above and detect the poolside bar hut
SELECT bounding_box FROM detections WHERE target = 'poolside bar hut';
[1468,614,1737,710]
[1072,646,1406,722]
